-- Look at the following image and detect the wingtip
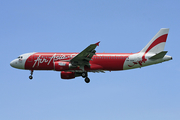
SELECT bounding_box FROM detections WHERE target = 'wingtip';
[95,41,100,46]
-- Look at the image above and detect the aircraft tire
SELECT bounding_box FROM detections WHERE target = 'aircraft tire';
[29,76,33,80]
[82,72,87,78]
[85,77,90,83]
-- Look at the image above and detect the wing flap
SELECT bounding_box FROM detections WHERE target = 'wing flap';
[70,42,100,70]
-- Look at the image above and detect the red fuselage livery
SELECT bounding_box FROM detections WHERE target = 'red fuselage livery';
[25,53,132,71]
[10,28,172,83]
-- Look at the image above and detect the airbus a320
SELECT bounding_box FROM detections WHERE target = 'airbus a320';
[10,28,172,83]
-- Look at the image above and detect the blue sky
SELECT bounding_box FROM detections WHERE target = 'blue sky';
[1,0,180,120]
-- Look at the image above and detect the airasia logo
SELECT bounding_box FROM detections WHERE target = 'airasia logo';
[32,53,75,68]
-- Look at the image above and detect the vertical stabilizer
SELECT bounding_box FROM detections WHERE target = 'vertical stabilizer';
[140,28,169,54]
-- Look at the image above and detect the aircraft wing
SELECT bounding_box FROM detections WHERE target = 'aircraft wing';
[70,42,100,70]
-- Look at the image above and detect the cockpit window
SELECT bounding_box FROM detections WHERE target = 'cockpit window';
[17,56,23,59]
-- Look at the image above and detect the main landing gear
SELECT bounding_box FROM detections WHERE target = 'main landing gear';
[85,77,90,83]
[82,72,90,83]
[29,70,33,80]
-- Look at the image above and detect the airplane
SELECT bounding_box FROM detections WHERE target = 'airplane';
[10,28,172,83]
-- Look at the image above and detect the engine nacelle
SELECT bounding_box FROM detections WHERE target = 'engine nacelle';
[54,61,71,71]
[61,71,75,79]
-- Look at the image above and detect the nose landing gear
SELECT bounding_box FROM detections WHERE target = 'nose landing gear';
[29,70,33,80]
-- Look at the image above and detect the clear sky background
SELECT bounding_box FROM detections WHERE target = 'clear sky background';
[0,0,180,120]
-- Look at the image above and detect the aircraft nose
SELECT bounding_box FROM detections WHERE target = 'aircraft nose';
[10,59,25,69]
[10,59,17,68]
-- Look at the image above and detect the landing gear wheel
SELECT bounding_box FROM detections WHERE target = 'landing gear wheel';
[85,77,90,83]
[29,70,33,80]
[82,72,87,78]
[29,76,33,80]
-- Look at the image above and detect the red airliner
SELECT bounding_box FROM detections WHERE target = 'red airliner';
[10,28,172,83]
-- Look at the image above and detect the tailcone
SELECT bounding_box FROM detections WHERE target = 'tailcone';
[163,55,172,61]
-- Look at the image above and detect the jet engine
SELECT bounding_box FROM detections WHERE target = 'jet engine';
[61,71,82,79]
[54,61,72,71]
[61,71,75,79]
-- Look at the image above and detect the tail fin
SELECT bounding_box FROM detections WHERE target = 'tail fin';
[140,28,169,54]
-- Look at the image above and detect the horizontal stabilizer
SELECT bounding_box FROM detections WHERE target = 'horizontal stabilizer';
[149,51,168,59]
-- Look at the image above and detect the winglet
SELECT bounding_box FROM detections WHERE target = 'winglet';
[95,41,100,46]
